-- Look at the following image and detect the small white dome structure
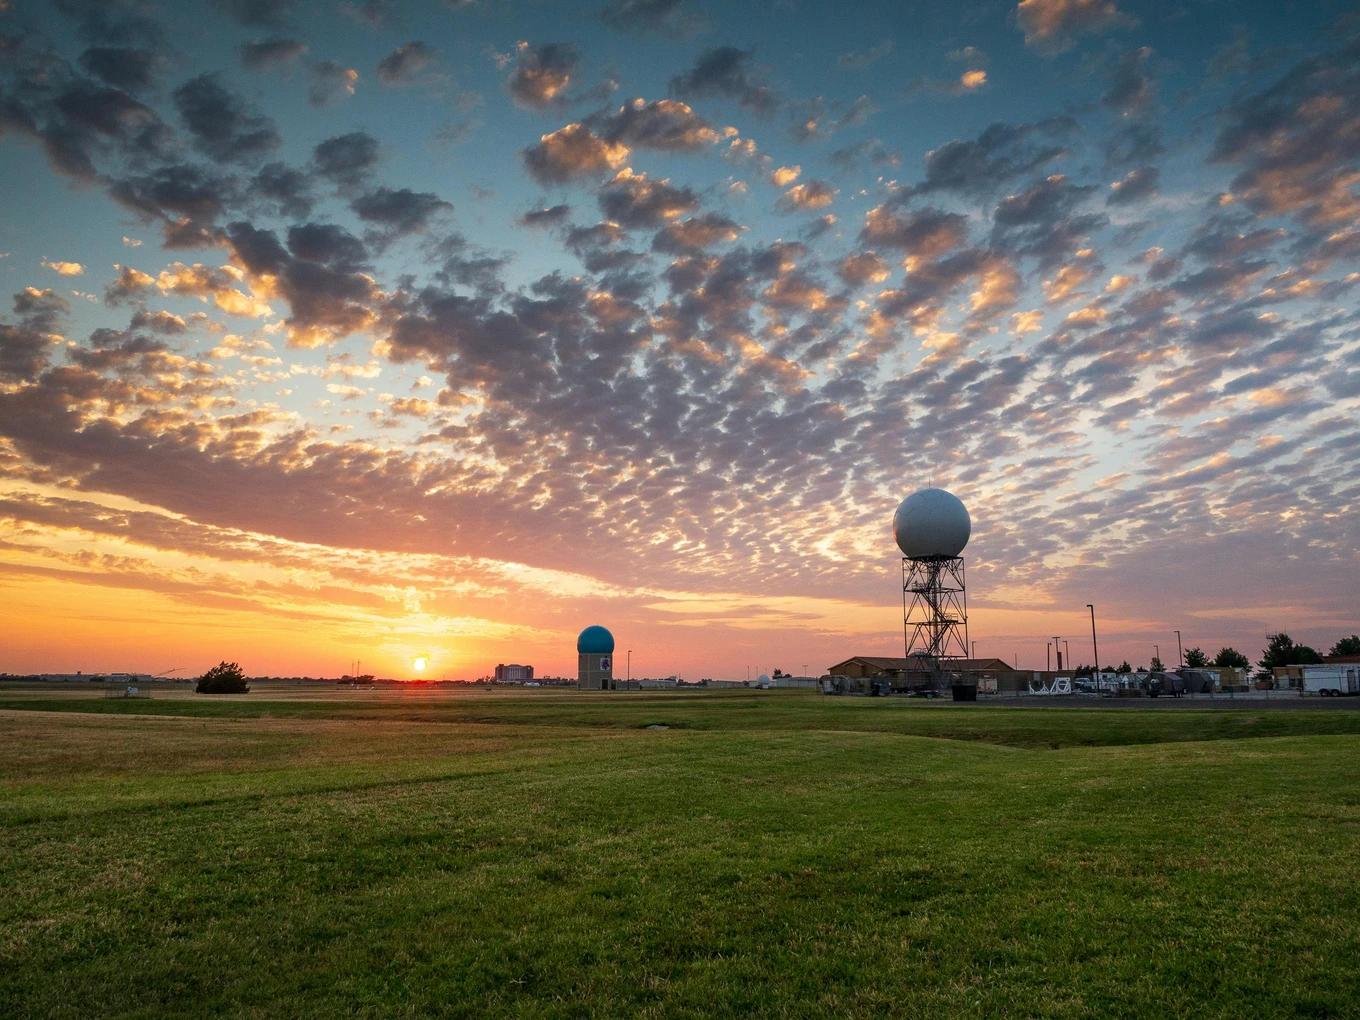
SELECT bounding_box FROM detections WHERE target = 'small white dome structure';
[893,488,971,560]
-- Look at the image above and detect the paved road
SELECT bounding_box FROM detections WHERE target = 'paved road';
[981,693,1360,710]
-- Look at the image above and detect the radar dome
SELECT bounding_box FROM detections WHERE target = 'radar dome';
[893,488,971,559]
[577,625,615,654]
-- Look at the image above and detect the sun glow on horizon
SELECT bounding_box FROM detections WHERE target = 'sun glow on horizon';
[412,656,428,673]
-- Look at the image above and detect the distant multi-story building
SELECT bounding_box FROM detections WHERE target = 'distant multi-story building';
[494,663,534,682]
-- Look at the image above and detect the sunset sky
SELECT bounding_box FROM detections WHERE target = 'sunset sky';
[1,0,1357,680]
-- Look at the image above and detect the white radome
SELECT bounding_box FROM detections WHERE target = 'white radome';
[893,488,971,559]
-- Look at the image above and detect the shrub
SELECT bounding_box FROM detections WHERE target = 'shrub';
[196,661,250,694]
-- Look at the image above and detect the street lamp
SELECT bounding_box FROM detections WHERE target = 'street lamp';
[1087,604,1099,689]
[1174,630,1183,668]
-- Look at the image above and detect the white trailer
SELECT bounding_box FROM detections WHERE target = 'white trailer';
[1299,665,1360,697]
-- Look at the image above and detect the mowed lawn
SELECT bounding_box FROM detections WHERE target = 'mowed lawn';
[3,689,1360,1017]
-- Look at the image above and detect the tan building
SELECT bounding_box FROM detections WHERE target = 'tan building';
[825,655,1041,693]
[827,655,1012,678]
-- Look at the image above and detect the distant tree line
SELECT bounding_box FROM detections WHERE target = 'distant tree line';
[1071,635,1354,679]
[1256,633,1359,671]
[1178,647,1249,669]
[1067,637,1342,677]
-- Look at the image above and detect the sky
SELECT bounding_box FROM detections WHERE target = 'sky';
[0,0,1357,681]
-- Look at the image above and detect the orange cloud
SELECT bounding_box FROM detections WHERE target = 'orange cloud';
[42,259,85,276]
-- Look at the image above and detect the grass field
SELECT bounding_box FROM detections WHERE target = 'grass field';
[3,687,1360,1017]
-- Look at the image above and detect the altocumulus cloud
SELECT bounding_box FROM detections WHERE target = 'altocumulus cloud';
[0,0,1355,674]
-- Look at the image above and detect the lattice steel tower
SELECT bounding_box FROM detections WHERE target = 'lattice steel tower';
[902,555,969,662]
[893,489,972,670]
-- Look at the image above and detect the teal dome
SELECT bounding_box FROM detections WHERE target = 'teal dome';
[577,625,615,654]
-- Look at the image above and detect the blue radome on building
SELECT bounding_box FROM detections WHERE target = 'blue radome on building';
[576,626,615,654]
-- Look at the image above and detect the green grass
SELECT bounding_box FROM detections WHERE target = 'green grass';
[3,688,1359,1017]
[5,685,1359,748]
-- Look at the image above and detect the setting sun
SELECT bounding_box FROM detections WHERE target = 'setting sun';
[412,657,428,674]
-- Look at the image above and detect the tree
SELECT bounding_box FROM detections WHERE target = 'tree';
[1258,633,1322,671]
[196,661,250,694]
[1116,661,1132,674]
[1150,656,1164,672]
[1213,647,1249,669]
[1329,635,1360,657]
[1184,647,1208,667]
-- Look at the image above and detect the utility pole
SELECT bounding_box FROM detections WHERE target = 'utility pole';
[1087,604,1099,683]
[1064,640,1070,671]
[1053,635,1062,671]
[627,649,632,685]
[1174,630,1183,668]
[1046,642,1051,671]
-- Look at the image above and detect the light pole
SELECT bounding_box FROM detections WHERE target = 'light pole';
[627,649,632,685]
[1154,644,1160,670]
[1046,642,1052,671]
[1087,604,1099,684]
[1053,635,1062,670]
[971,641,977,660]
[1064,640,1070,670]
[1174,630,1183,668]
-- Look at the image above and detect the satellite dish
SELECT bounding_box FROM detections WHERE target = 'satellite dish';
[893,488,971,559]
